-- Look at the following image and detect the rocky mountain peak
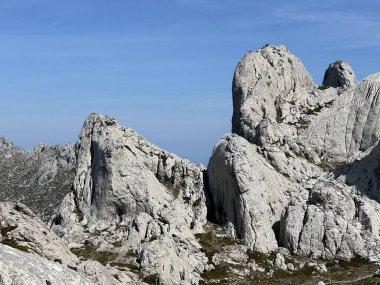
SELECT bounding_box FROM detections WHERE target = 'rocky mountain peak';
[323,60,357,88]
[232,44,315,143]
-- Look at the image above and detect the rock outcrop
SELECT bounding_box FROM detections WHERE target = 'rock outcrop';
[0,243,93,285]
[207,133,301,252]
[51,114,208,284]
[0,136,75,222]
[0,201,78,267]
[323,60,357,88]
[0,202,138,285]
[0,201,139,284]
[208,44,380,262]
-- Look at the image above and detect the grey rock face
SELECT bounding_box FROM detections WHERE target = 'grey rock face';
[51,114,208,284]
[299,73,380,163]
[280,142,380,262]
[231,44,316,143]
[78,260,137,285]
[0,136,75,222]
[0,201,139,285]
[0,243,93,285]
[323,61,357,88]
[0,201,78,267]
[209,44,380,262]
[207,134,301,252]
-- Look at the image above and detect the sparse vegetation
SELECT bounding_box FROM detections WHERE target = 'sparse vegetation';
[110,261,140,273]
[1,239,29,252]
[111,240,123,247]
[0,225,17,236]
[318,160,345,171]
[195,222,237,260]
[0,225,29,252]
[71,244,118,266]
[318,85,330,90]
[142,273,159,285]
[197,222,380,285]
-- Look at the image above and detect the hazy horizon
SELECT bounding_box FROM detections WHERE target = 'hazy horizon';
[1,0,379,164]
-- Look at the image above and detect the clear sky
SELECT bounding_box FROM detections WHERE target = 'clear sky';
[0,0,379,164]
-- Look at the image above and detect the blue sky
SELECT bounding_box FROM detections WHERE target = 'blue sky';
[0,0,379,164]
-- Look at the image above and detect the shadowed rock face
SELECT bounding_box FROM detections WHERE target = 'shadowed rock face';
[208,44,380,262]
[0,137,76,222]
[323,60,357,88]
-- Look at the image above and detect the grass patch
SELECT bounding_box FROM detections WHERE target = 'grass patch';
[110,261,140,272]
[71,244,118,266]
[1,239,29,252]
[247,250,274,269]
[142,273,159,285]
[318,161,345,171]
[200,263,231,284]
[318,85,330,90]
[195,229,237,260]
[125,250,137,258]
[0,225,17,236]
[111,240,123,247]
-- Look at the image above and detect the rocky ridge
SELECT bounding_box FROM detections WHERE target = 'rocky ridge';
[0,136,75,222]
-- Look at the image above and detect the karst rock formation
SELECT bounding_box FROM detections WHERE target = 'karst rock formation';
[208,44,380,262]
[1,44,380,284]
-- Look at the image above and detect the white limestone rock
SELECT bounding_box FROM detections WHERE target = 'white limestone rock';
[299,73,380,163]
[274,253,287,270]
[207,133,303,252]
[51,113,208,284]
[231,44,336,144]
[279,145,380,261]
[0,243,93,285]
[0,202,78,268]
[209,44,380,263]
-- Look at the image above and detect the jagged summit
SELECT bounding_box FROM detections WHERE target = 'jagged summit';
[323,60,357,88]
[51,112,208,284]
[232,44,380,163]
